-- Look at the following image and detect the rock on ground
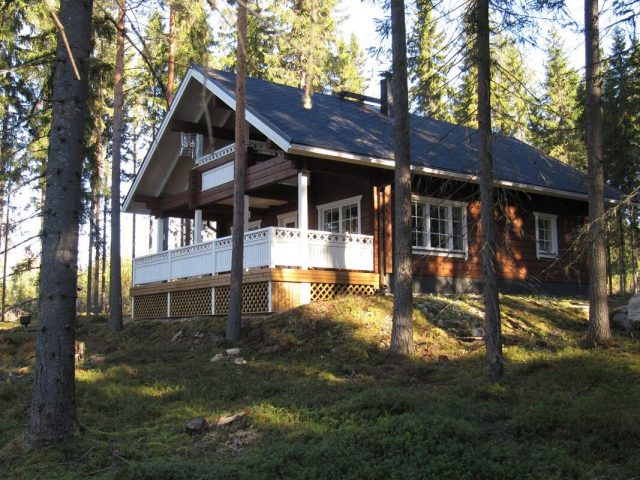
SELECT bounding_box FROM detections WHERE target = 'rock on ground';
[186,416,209,435]
[627,295,640,330]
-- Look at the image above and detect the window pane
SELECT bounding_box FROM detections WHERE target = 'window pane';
[430,205,449,249]
[341,203,359,233]
[537,217,553,253]
[452,206,464,251]
[323,208,340,233]
[412,202,426,247]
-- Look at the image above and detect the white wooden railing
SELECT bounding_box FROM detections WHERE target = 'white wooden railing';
[132,227,374,285]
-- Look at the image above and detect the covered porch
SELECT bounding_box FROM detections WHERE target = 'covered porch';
[128,139,386,317]
[124,72,393,317]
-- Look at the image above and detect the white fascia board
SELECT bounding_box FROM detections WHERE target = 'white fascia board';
[124,67,293,212]
[191,69,292,152]
[123,69,199,213]
[288,144,397,169]
[288,143,620,205]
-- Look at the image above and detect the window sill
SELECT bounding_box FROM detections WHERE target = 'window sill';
[536,253,558,260]
[412,248,467,259]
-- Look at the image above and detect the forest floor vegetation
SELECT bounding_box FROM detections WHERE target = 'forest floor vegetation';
[1,294,639,479]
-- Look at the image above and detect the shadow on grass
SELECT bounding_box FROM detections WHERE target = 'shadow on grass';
[1,295,640,480]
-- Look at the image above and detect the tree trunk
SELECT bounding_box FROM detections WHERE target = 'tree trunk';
[226,0,247,343]
[148,215,153,251]
[389,0,413,355]
[631,206,638,293]
[0,113,9,322]
[617,207,625,294]
[185,218,191,245]
[100,198,107,312]
[92,194,100,314]
[166,4,176,106]
[1,187,10,322]
[86,197,94,315]
[29,0,93,445]
[132,213,136,259]
[109,0,125,331]
[606,224,613,295]
[585,0,611,345]
[476,0,503,379]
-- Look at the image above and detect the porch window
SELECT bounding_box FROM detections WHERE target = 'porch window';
[534,212,558,258]
[317,195,362,234]
[277,211,298,228]
[247,220,262,231]
[411,196,467,256]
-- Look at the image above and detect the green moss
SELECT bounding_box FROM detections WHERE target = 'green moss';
[1,294,639,479]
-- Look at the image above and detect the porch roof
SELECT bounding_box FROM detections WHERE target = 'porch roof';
[199,66,621,202]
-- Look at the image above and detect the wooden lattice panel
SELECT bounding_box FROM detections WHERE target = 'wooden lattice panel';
[134,293,168,319]
[170,288,212,317]
[214,282,270,314]
[311,283,376,302]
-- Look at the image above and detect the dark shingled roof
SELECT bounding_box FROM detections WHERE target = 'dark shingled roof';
[199,67,621,200]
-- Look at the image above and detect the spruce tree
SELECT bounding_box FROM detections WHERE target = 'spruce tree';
[29,0,93,445]
[531,29,584,170]
[407,0,453,121]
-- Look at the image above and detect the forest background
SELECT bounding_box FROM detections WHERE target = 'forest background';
[1,0,639,319]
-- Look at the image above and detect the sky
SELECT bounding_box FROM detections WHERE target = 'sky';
[8,0,639,274]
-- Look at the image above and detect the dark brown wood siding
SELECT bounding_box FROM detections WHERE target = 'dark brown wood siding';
[382,177,589,287]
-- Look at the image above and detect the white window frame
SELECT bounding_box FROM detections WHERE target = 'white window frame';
[277,211,298,228]
[246,220,262,231]
[534,212,558,259]
[317,195,362,234]
[411,195,468,258]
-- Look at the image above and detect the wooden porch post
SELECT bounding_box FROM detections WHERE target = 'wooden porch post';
[244,195,250,229]
[156,216,168,252]
[298,171,309,231]
[298,171,310,270]
[194,209,203,244]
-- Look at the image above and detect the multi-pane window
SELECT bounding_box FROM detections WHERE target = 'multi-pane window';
[411,196,467,254]
[323,207,341,233]
[534,212,558,258]
[318,196,361,234]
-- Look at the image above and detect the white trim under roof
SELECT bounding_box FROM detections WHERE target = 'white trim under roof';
[191,68,292,152]
[123,69,200,212]
[287,143,620,205]
[123,67,293,213]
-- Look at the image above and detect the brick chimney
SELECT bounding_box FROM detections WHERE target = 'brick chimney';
[380,72,394,117]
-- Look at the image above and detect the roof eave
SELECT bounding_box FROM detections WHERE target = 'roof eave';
[288,143,620,204]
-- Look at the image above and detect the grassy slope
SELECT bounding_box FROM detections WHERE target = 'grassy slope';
[1,295,639,479]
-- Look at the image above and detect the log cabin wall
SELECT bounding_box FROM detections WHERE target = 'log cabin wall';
[382,176,590,295]
[251,171,375,235]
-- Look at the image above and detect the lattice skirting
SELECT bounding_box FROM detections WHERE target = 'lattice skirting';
[214,282,270,315]
[310,283,377,302]
[133,279,377,318]
[134,293,168,318]
[170,288,212,317]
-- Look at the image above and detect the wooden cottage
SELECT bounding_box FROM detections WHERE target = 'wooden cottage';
[123,66,619,319]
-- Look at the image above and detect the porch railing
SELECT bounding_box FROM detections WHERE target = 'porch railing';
[132,227,374,285]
